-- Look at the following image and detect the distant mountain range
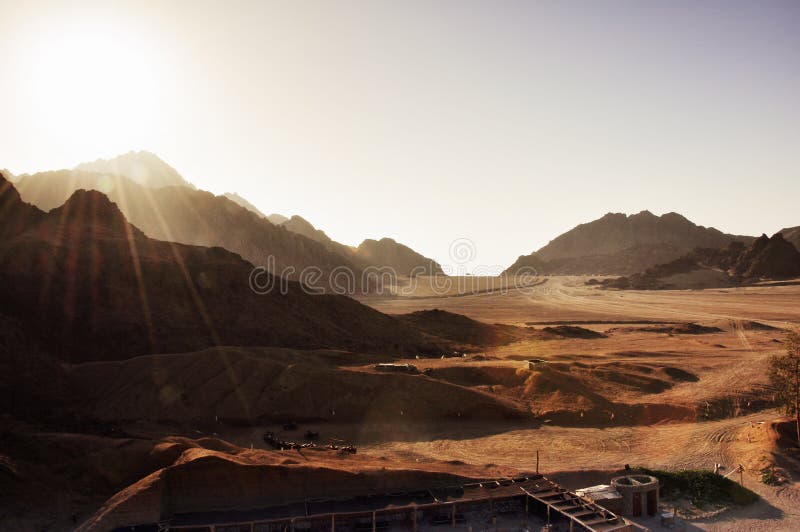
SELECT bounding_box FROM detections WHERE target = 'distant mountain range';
[9,152,796,281]
[272,215,444,277]
[0,173,447,362]
[506,210,756,275]
[13,152,442,291]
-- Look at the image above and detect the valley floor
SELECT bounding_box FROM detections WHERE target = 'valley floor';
[6,276,800,530]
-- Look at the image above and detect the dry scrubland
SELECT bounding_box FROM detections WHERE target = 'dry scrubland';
[8,276,800,531]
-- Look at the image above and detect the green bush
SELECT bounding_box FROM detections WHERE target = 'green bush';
[633,467,759,507]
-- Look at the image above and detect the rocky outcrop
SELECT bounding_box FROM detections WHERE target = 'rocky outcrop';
[507,211,753,275]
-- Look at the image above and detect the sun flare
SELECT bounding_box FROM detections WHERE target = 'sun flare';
[25,21,163,153]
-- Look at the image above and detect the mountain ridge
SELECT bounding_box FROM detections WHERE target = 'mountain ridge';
[506,210,755,275]
[74,150,195,189]
[0,174,444,361]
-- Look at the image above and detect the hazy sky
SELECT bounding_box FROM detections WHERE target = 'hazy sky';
[1,0,799,271]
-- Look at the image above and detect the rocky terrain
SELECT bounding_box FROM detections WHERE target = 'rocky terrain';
[15,154,444,291]
[0,174,447,362]
[74,150,195,189]
[779,225,800,251]
[14,165,369,293]
[354,237,444,277]
[507,211,754,275]
[601,233,800,289]
[222,191,268,218]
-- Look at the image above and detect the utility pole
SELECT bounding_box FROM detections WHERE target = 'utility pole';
[536,449,540,474]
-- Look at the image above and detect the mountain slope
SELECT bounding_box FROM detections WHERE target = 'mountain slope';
[354,238,444,276]
[601,233,800,289]
[75,150,195,189]
[733,233,800,279]
[278,216,445,277]
[267,213,289,225]
[0,175,442,362]
[280,215,358,262]
[507,211,754,275]
[0,172,44,240]
[223,192,267,218]
[14,169,370,293]
[778,226,800,253]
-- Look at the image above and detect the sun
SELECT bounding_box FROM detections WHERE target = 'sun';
[24,20,164,156]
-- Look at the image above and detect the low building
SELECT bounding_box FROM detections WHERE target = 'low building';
[575,484,624,515]
[611,474,660,517]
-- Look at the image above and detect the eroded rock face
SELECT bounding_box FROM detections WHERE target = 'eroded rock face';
[732,233,800,279]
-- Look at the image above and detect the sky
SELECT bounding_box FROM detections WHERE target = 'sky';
[1,0,799,272]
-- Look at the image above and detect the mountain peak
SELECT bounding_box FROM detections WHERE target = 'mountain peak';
[509,210,755,275]
[267,213,289,225]
[46,189,142,238]
[354,237,444,276]
[222,192,266,218]
[0,173,44,239]
[75,151,195,190]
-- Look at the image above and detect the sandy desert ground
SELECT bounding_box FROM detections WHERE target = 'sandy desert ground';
[350,276,800,531]
[8,276,800,531]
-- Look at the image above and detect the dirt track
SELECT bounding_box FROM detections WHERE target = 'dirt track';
[363,276,800,326]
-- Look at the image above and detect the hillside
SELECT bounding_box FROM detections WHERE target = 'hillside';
[778,226,800,253]
[397,309,530,347]
[280,215,358,261]
[354,237,445,277]
[507,211,754,275]
[74,150,195,189]
[222,192,267,218]
[0,175,443,362]
[267,213,289,224]
[13,169,370,293]
[601,233,800,289]
[279,216,445,277]
[0,173,43,239]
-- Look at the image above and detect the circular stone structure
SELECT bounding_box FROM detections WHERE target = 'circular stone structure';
[611,474,659,517]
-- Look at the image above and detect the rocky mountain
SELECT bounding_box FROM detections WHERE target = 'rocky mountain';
[74,150,195,189]
[13,169,369,293]
[506,211,754,275]
[354,237,444,277]
[732,233,800,279]
[16,153,446,285]
[280,215,358,261]
[601,233,800,289]
[267,213,289,225]
[778,226,800,253]
[0,175,444,362]
[278,216,445,278]
[0,173,43,239]
[222,192,267,218]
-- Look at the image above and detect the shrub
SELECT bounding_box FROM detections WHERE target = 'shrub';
[633,467,758,507]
